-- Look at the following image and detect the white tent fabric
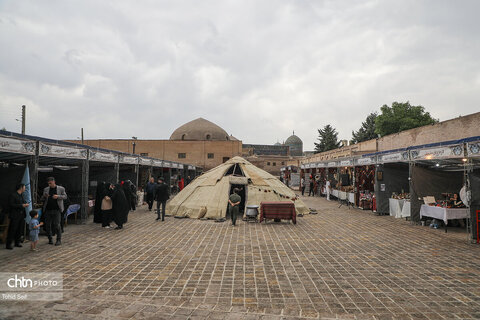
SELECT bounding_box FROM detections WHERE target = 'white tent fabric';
[166,156,310,219]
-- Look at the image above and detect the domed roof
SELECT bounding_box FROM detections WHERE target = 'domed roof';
[274,142,282,146]
[170,118,231,141]
[285,133,302,145]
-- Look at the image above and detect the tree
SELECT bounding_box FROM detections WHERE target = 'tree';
[314,124,341,153]
[375,101,438,137]
[350,112,378,144]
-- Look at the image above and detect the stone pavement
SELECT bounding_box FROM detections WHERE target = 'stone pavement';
[1,195,480,319]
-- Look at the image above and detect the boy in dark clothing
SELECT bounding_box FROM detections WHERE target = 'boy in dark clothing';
[145,177,156,211]
[228,188,241,226]
[154,177,170,221]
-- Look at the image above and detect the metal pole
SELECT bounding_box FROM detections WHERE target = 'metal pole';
[81,128,84,145]
[409,161,414,225]
[134,160,139,188]
[81,154,89,224]
[32,141,39,204]
[21,105,25,135]
[115,161,120,183]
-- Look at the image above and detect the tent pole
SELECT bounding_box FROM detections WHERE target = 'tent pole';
[409,161,414,225]
[32,141,39,204]
[81,154,89,224]
[114,161,120,183]
[134,160,139,188]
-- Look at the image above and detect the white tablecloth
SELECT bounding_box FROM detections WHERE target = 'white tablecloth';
[332,189,339,198]
[338,191,347,200]
[389,198,405,218]
[400,201,411,218]
[348,192,355,204]
[419,204,469,225]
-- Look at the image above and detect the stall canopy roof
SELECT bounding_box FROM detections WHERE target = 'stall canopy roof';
[0,130,197,168]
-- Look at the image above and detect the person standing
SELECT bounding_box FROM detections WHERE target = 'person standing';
[111,184,129,230]
[29,210,43,251]
[145,177,156,211]
[301,177,305,196]
[185,176,192,186]
[154,177,170,221]
[5,184,29,250]
[228,188,241,226]
[308,176,315,196]
[42,177,67,246]
[178,175,184,192]
[101,183,113,228]
[326,179,332,201]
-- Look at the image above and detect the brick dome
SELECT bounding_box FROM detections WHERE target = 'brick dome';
[170,118,231,141]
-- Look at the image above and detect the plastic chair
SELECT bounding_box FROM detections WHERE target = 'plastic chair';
[64,204,81,226]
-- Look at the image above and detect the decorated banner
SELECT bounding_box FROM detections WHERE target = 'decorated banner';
[300,164,306,169]
[355,156,376,166]
[316,162,326,168]
[379,151,409,163]
[40,142,87,159]
[327,161,337,168]
[152,160,163,167]
[339,159,353,167]
[139,157,153,166]
[89,150,118,163]
[188,165,195,170]
[467,140,480,157]
[163,162,171,168]
[0,136,35,154]
[119,155,138,164]
[410,144,464,160]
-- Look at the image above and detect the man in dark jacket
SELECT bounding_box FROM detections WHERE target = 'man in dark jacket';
[42,177,67,246]
[154,177,169,221]
[6,184,29,250]
[144,177,156,211]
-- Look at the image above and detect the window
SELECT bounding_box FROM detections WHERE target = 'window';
[206,134,211,140]
[267,162,271,166]
[222,157,229,163]
[281,161,285,165]
[273,162,276,166]
[178,153,186,159]
[181,134,186,140]
[140,152,148,156]
[207,153,214,159]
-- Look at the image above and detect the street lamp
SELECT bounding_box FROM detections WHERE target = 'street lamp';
[132,136,137,154]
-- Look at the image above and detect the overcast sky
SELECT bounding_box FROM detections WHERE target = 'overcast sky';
[1,0,479,150]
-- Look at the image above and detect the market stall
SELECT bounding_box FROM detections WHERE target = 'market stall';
[354,162,375,210]
[409,140,467,228]
[0,134,36,238]
[338,159,355,205]
[326,161,339,199]
[466,137,480,242]
[314,163,327,197]
[373,150,410,217]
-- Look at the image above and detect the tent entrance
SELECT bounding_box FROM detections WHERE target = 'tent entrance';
[226,184,246,219]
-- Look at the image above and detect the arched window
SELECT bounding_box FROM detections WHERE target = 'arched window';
[181,134,186,140]
[206,134,211,140]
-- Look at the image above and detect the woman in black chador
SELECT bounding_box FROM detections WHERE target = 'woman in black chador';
[93,181,106,223]
[111,184,129,230]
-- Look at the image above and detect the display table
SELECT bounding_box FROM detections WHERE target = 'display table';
[338,191,347,201]
[331,189,339,198]
[389,198,405,218]
[420,204,469,232]
[348,192,355,205]
[400,201,411,218]
[260,201,296,224]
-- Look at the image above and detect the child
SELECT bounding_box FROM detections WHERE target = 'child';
[29,210,43,251]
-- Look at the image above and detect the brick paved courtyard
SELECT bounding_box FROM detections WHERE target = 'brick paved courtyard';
[1,195,480,319]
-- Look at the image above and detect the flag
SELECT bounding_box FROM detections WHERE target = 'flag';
[22,165,33,224]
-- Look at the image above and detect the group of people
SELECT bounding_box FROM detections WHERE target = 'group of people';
[144,177,170,221]
[300,175,333,200]
[94,180,136,230]
[6,177,67,250]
